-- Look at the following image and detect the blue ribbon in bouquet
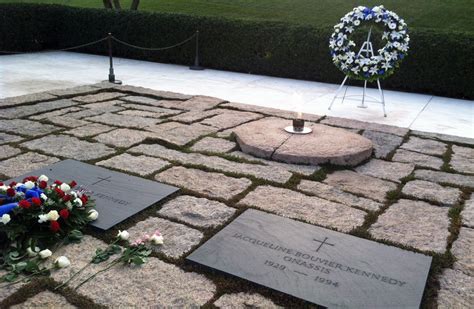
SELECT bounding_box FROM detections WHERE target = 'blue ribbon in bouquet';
[0,185,44,216]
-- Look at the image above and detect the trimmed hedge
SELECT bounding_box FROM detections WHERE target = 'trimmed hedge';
[1,3,473,99]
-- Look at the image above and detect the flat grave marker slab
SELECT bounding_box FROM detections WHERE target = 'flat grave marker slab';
[187,209,432,308]
[8,159,178,230]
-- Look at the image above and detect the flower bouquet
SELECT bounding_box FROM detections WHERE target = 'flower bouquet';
[0,175,98,282]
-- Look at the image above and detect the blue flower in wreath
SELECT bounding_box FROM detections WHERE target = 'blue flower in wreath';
[0,203,17,216]
[25,187,43,199]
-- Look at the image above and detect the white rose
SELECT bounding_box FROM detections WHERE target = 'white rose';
[1,214,11,225]
[38,214,49,223]
[40,193,48,201]
[65,201,72,210]
[55,256,70,268]
[74,198,83,207]
[60,183,71,192]
[47,210,59,221]
[117,230,129,240]
[38,175,49,182]
[362,66,369,72]
[39,249,52,259]
[23,181,35,190]
[27,247,40,257]
[150,234,164,245]
[389,23,396,30]
[88,210,99,221]
[354,20,360,26]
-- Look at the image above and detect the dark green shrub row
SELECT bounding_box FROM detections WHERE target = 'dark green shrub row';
[1,3,473,99]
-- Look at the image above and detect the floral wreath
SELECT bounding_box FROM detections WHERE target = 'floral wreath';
[329,5,409,81]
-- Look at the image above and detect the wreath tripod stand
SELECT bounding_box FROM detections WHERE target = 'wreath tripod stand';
[328,27,387,117]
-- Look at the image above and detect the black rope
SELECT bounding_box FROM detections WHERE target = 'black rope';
[111,33,196,51]
[0,37,109,55]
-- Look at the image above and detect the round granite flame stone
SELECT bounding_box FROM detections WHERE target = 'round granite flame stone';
[234,118,373,166]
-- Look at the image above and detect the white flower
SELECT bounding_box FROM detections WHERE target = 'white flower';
[47,210,59,222]
[39,249,52,259]
[88,210,99,221]
[55,256,70,268]
[117,230,129,240]
[389,23,397,30]
[23,181,35,190]
[74,198,83,207]
[393,42,400,48]
[27,247,40,257]
[353,20,361,26]
[150,234,164,245]
[346,26,354,33]
[65,201,73,210]
[40,193,48,201]
[38,175,49,182]
[382,62,392,70]
[38,214,49,224]
[369,67,379,75]
[1,214,11,225]
[60,183,71,192]
[362,66,369,72]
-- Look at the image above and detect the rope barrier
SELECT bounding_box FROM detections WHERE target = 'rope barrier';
[111,33,196,51]
[0,36,109,54]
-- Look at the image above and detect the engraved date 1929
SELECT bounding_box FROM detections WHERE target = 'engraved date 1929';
[315,275,340,288]
[264,260,286,271]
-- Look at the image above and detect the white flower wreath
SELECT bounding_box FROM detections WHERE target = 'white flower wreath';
[329,5,410,81]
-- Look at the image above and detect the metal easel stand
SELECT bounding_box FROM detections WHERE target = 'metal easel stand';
[328,27,387,117]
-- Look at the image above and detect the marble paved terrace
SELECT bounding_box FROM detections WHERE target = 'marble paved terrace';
[0,84,473,307]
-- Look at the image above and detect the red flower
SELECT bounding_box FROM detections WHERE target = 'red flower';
[54,188,65,198]
[18,200,31,209]
[0,182,3,186]
[50,221,60,232]
[59,209,70,219]
[54,180,62,185]
[31,197,42,207]
[70,180,77,188]
[23,176,38,183]
[9,181,16,188]
[62,195,71,202]
[6,188,15,197]
[38,181,47,189]
[81,194,88,204]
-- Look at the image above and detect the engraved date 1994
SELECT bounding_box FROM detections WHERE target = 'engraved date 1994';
[264,260,286,271]
[315,275,339,288]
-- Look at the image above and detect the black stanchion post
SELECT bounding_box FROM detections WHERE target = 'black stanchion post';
[190,30,204,70]
[106,33,122,84]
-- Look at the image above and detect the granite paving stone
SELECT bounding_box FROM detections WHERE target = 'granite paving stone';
[0,91,56,107]
[29,106,83,120]
[49,235,215,307]
[412,130,474,147]
[451,227,474,276]
[0,119,62,136]
[323,170,397,202]
[0,132,23,145]
[437,269,474,309]
[391,149,443,170]
[0,152,60,178]
[119,103,182,116]
[402,180,461,206]
[415,169,474,189]
[96,153,170,176]
[400,136,447,156]
[64,123,115,137]
[72,92,125,103]
[80,100,125,113]
[156,166,252,200]
[160,95,225,110]
[45,116,90,128]
[230,151,319,176]
[65,108,108,119]
[118,109,168,118]
[170,109,225,123]
[21,135,115,160]
[462,194,474,228]
[86,113,160,129]
[158,195,236,228]
[369,199,450,253]
[221,102,322,122]
[239,185,366,232]
[191,137,237,153]
[144,122,218,146]
[355,159,415,183]
[0,270,26,300]
[127,217,203,259]
[0,145,21,160]
[120,95,164,106]
[129,144,292,183]
[321,116,409,136]
[0,99,78,118]
[93,128,154,148]
[200,110,263,129]
[214,292,282,309]
[114,85,193,100]
[47,84,103,97]
[450,145,474,174]
[362,130,403,159]
[298,180,383,211]
[10,291,77,309]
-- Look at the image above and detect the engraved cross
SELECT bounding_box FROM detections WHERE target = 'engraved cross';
[90,176,112,186]
[313,237,335,252]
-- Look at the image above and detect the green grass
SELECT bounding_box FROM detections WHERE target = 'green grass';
[1,0,473,33]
